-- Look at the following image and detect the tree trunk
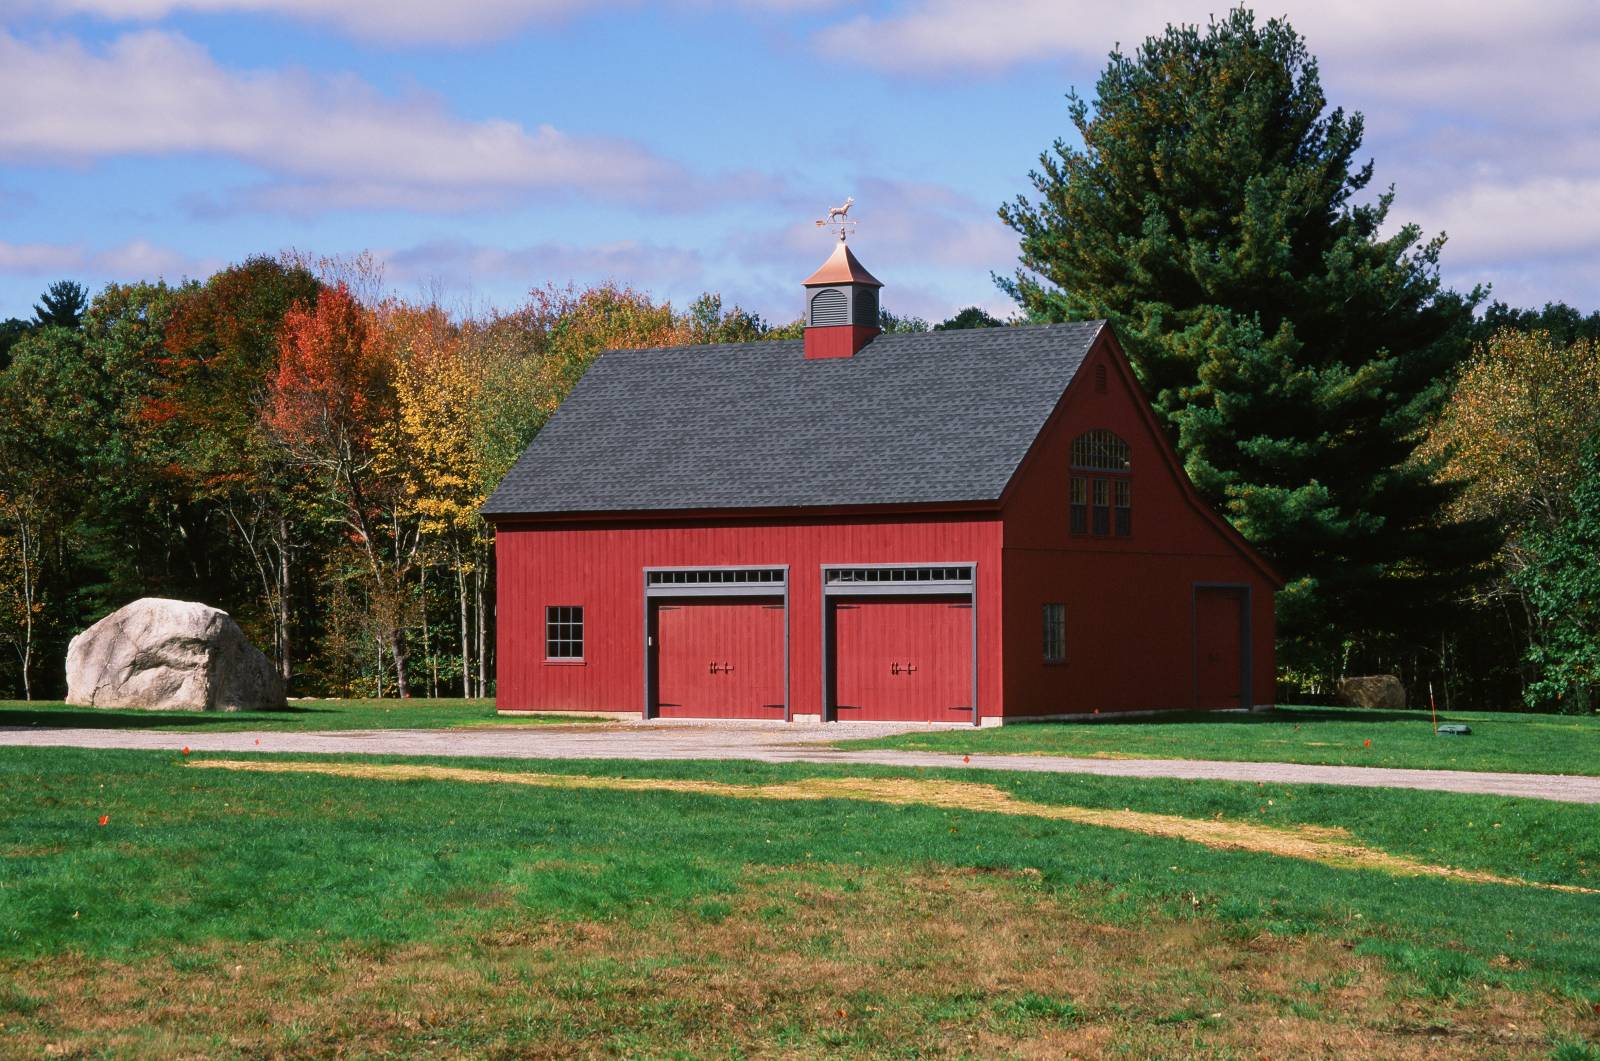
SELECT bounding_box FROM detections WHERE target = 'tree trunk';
[390,628,411,699]
[276,512,292,685]
[21,518,33,702]
[456,544,472,698]
[419,559,437,699]
[475,558,488,698]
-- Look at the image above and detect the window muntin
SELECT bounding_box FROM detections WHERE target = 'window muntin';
[545,605,584,660]
[1070,430,1132,539]
[1071,429,1130,472]
[1042,603,1066,663]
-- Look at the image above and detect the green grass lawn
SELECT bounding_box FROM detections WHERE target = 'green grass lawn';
[0,698,609,732]
[839,704,1600,777]
[2,747,1597,1056]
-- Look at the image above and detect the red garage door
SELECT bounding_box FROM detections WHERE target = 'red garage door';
[834,597,972,722]
[655,600,785,719]
[1194,587,1246,710]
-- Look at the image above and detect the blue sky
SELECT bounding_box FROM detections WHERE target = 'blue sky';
[3,2,1599,324]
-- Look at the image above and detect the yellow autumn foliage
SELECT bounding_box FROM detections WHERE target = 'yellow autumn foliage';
[1422,329,1600,538]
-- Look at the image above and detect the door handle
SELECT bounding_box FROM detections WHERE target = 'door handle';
[904,663,917,674]
[890,662,901,675]
[722,662,734,673]
[708,661,720,674]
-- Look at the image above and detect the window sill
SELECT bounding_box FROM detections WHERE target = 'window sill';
[543,658,587,666]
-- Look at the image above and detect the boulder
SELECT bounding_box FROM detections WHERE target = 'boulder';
[1336,674,1406,710]
[65,598,286,711]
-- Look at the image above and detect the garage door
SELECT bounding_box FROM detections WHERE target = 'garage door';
[833,597,972,722]
[1194,587,1246,710]
[655,600,785,719]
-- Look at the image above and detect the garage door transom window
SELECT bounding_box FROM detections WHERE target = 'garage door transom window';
[1070,429,1132,539]
[545,606,584,660]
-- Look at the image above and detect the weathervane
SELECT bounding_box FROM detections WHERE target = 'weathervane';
[814,196,856,241]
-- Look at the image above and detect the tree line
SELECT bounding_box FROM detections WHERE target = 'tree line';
[0,256,993,701]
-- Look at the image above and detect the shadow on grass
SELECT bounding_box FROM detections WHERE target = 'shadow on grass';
[1069,706,1440,728]
[0,706,334,730]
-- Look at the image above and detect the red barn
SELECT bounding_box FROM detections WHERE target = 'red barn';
[482,243,1280,724]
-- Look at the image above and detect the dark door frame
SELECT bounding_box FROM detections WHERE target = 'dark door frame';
[641,565,790,721]
[820,562,979,725]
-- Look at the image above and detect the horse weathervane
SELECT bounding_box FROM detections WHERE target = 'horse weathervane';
[815,196,856,241]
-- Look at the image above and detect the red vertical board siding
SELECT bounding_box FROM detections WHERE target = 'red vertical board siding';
[834,597,972,722]
[998,334,1278,715]
[494,513,1005,719]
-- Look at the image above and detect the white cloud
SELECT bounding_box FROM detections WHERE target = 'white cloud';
[1410,177,1600,266]
[30,0,594,45]
[0,242,83,274]
[26,0,838,45]
[810,1,1599,84]
[0,29,696,211]
[381,238,707,290]
[0,238,216,279]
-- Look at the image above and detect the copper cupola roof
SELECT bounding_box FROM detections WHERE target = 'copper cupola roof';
[801,241,883,288]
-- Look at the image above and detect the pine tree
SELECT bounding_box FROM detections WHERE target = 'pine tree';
[31,280,88,330]
[999,8,1491,672]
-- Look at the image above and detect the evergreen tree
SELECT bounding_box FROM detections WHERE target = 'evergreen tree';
[999,8,1489,671]
[934,306,1005,331]
[31,281,88,330]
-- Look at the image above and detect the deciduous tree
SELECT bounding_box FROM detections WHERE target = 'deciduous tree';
[265,283,413,696]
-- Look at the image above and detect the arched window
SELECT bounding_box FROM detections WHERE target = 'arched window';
[1071,429,1130,471]
[1070,430,1132,537]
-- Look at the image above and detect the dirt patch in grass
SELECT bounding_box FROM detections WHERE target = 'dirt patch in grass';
[2,864,1591,1058]
[190,759,1597,895]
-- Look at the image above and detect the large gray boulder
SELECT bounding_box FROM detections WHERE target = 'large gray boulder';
[66,598,286,711]
[1336,674,1406,710]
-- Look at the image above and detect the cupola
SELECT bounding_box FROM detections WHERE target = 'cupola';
[802,240,882,360]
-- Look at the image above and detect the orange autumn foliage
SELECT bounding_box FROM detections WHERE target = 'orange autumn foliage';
[264,283,394,458]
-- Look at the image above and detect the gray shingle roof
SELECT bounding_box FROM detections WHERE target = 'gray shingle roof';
[481,321,1105,517]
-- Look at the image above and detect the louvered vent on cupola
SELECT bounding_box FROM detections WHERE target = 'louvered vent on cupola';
[809,287,848,327]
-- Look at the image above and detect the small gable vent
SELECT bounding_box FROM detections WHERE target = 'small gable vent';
[810,287,847,327]
[1094,364,1108,393]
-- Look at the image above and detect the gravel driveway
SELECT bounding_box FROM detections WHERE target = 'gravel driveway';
[5,720,1598,803]
[2,720,1596,803]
